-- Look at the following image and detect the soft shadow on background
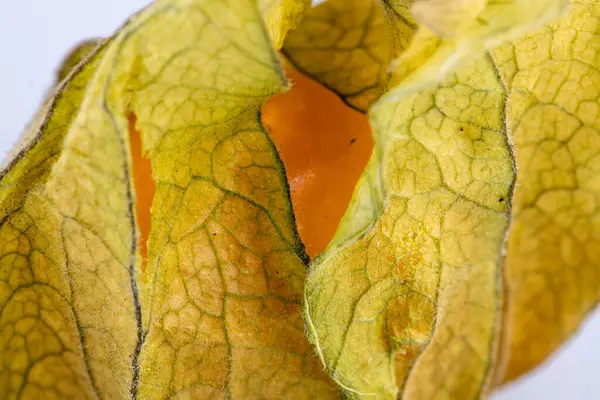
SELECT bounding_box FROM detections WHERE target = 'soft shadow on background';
[1,1,599,399]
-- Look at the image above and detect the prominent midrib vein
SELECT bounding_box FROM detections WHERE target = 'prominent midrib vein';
[485,50,517,392]
[100,95,144,399]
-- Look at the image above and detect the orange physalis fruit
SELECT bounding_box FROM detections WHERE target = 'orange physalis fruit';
[262,67,374,259]
[128,113,155,268]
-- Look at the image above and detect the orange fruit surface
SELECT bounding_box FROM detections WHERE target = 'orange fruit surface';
[129,113,155,268]
[262,68,373,259]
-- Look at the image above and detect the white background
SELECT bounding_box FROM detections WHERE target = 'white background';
[1,1,599,399]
